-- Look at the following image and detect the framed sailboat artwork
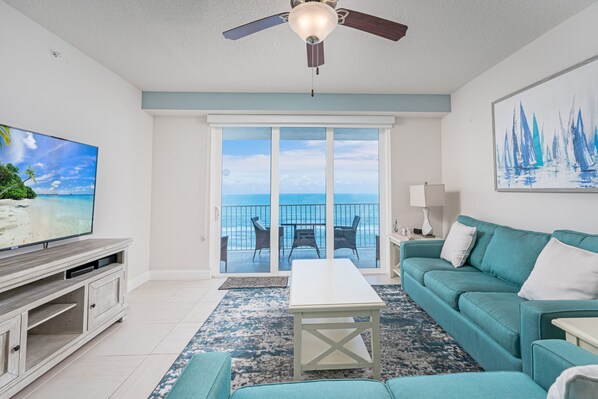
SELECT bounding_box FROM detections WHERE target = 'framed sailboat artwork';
[492,55,598,192]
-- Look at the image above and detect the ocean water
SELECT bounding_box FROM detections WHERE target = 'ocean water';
[221,193,380,251]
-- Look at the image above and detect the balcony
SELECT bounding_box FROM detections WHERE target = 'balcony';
[220,203,380,273]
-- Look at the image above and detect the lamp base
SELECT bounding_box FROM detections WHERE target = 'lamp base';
[421,208,433,236]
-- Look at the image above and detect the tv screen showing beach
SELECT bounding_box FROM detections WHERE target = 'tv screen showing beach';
[0,124,98,250]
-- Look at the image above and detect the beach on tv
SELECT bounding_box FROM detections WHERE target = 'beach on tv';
[0,125,97,249]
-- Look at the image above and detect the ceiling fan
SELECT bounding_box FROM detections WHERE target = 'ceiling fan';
[223,0,408,69]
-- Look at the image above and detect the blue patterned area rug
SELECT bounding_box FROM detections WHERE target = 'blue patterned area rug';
[149,285,481,398]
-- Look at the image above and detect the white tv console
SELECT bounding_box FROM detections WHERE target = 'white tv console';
[0,238,131,398]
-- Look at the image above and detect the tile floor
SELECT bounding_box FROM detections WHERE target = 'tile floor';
[12,274,399,399]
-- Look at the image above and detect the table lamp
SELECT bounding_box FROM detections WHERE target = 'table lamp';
[409,183,445,236]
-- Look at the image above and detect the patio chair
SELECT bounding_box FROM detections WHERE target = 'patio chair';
[221,236,228,272]
[334,215,361,260]
[251,217,284,261]
[288,226,321,260]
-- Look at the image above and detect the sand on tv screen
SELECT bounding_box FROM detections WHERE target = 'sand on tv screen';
[0,124,98,250]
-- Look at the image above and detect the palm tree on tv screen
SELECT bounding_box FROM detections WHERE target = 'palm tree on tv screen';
[0,166,36,199]
[0,125,11,147]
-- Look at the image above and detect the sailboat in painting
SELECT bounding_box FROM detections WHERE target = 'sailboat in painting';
[519,103,537,168]
[503,130,512,170]
[572,110,595,171]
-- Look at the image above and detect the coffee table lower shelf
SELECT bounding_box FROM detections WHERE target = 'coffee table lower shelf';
[292,312,381,380]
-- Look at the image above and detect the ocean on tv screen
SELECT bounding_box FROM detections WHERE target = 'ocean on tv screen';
[0,124,98,250]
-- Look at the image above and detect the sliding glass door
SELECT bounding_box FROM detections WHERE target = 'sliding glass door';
[333,129,380,268]
[215,125,386,275]
[279,128,327,271]
[219,127,272,273]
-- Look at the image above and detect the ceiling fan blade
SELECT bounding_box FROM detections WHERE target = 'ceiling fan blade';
[307,42,325,67]
[337,9,408,41]
[223,13,289,40]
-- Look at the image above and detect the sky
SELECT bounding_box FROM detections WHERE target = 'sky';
[221,128,380,196]
[0,127,98,195]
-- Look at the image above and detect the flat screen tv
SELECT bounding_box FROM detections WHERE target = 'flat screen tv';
[0,123,98,251]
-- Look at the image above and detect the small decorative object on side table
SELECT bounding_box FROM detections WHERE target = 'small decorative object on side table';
[388,231,442,278]
[552,318,598,356]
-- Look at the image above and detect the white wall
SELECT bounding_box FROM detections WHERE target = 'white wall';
[0,2,154,287]
[441,3,598,234]
[391,118,443,236]
[150,116,211,278]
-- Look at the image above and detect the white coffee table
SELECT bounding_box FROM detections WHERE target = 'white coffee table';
[289,259,386,380]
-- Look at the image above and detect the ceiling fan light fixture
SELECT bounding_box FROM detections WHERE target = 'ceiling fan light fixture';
[288,2,338,43]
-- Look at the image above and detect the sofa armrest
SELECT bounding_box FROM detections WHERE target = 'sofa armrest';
[531,340,598,391]
[400,240,444,262]
[166,352,231,399]
[520,300,598,375]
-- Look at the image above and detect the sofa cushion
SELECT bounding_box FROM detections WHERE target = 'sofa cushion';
[424,271,519,309]
[457,215,500,271]
[231,380,393,399]
[481,226,550,287]
[402,257,478,285]
[386,372,546,399]
[459,292,526,357]
[552,230,598,253]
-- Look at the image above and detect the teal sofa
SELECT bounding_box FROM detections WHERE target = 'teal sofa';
[166,340,598,399]
[400,215,598,374]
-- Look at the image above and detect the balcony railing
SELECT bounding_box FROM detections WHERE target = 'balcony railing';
[221,203,379,251]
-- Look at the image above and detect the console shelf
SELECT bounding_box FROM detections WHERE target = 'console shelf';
[0,238,132,398]
[28,303,77,330]
[26,334,80,371]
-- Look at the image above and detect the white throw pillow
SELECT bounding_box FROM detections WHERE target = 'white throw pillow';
[440,221,477,267]
[518,238,598,300]
[547,365,598,399]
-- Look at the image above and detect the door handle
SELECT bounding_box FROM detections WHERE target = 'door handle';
[215,206,220,220]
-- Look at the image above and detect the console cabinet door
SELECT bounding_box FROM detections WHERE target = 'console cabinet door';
[88,270,125,331]
[0,315,21,389]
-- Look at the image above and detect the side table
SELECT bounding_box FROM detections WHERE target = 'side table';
[388,233,443,278]
[552,317,598,356]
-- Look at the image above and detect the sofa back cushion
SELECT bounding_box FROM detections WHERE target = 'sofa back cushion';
[457,215,500,271]
[552,230,598,254]
[482,226,551,287]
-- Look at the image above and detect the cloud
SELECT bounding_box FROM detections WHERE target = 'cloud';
[23,133,37,150]
[51,180,61,188]
[34,172,57,183]
[0,129,41,165]
[221,140,380,195]
[34,162,44,168]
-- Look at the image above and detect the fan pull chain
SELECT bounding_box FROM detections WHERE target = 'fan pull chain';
[311,67,315,97]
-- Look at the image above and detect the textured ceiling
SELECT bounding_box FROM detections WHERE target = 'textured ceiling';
[5,0,596,94]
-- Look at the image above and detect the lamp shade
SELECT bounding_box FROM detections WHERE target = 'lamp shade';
[288,2,338,43]
[410,184,445,207]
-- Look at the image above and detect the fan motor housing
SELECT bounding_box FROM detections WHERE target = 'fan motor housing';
[291,0,337,9]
